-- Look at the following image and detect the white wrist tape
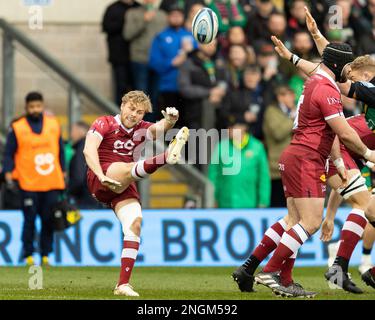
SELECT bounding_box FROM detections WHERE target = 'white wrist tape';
[333,158,345,169]
[364,148,372,160]
[366,161,375,169]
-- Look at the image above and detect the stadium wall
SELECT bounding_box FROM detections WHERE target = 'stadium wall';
[0,208,372,267]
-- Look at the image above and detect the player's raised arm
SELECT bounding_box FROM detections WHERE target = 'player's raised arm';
[83,130,122,189]
[147,107,179,140]
[271,35,319,76]
[304,6,329,56]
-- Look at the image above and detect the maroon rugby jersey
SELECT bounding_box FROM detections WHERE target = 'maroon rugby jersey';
[291,69,344,158]
[89,114,153,165]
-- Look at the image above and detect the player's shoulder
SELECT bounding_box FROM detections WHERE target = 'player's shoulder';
[136,120,153,130]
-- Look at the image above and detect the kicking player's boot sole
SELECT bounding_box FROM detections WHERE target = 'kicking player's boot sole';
[166,127,189,165]
[232,267,255,292]
[361,269,375,289]
[325,264,363,294]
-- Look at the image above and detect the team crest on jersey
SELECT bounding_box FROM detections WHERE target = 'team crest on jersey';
[320,174,326,182]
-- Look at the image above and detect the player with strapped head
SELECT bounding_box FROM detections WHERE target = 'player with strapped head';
[84,90,189,296]
[250,41,375,298]
[269,9,375,292]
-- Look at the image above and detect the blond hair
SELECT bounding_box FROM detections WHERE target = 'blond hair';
[350,55,375,72]
[121,90,153,113]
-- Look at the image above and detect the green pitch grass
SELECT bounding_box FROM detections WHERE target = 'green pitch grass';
[0,266,374,300]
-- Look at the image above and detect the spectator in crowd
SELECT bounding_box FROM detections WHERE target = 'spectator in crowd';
[2,92,65,266]
[288,67,308,104]
[160,0,204,15]
[208,115,270,208]
[219,26,257,63]
[184,2,204,31]
[220,64,265,139]
[123,0,167,122]
[256,42,287,103]
[286,0,308,35]
[149,3,196,118]
[245,0,278,45]
[102,0,139,105]
[358,0,375,54]
[68,121,100,209]
[178,39,227,130]
[262,85,295,207]
[207,0,248,35]
[226,44,250,89]
[267,12,289,47]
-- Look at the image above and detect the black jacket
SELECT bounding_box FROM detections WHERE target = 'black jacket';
[102,1,139,65]
[178,50,227,129]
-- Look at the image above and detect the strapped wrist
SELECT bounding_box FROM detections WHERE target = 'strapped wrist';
[333,158,345,169]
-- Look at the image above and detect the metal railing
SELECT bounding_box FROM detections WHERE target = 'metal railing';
[0,18,214,208]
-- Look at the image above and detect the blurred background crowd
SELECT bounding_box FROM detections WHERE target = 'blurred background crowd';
[1,0,375,210]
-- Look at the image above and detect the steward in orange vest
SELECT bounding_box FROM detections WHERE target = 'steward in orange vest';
[2,92,65,266]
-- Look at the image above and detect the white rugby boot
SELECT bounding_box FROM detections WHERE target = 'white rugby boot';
[166,126,189,165]
[114,283,139,297]
[358,254,373,275]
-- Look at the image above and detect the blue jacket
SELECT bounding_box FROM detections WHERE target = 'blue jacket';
[2,115,65,174]
[149,27,197,92]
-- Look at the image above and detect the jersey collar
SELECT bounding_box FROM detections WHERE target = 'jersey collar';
[115,114,134,133]
[316,67,340,92]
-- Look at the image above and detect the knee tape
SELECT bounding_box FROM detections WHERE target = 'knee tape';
[116,202,142,238]
[336,173,368,200]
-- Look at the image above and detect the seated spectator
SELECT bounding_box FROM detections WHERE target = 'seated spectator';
[226,44,250,89]
[178,39,227,130]
[207,0,247,35]
[68,122,101,209]
[123,0,167,122]
[149,3,197,119]
[220,64,266,139]
[208,115,271,208]
[262,85,296,207]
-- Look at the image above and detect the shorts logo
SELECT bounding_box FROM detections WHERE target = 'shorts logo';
[320,174,326,182]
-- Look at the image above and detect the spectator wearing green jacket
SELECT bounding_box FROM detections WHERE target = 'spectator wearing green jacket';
[208,116,271,208]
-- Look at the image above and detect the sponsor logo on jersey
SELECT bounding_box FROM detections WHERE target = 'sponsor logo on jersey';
[320,174,326,182]
[113,139,135,156]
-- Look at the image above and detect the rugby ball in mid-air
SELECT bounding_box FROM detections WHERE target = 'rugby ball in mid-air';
[191,8,219,44]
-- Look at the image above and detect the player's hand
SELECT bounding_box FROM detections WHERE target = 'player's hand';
[320,218,334,242]
[161,107,179,125]
[99,175,122,192]
[271,35,292,61]
[337,166,348,188]
[305,6,320,38]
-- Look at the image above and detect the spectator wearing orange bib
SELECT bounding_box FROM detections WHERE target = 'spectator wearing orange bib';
[2,92,65,266]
